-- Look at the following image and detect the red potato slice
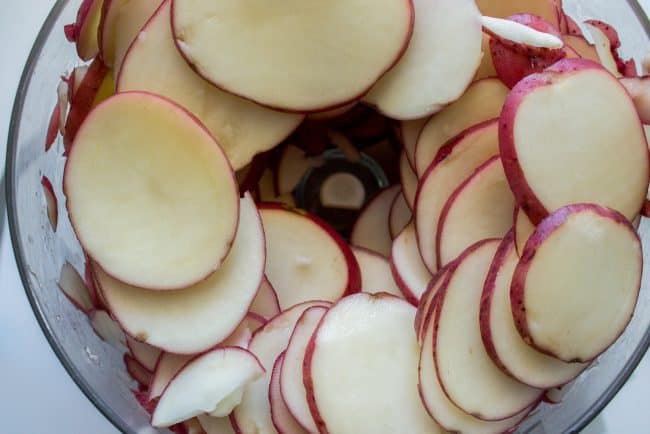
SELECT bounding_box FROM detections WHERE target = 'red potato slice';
[41,176,58,232]
[117,1,302,171]
[270,353,309,434]
[499,59,649,225]
[620,77,650,125]
[65,0,103,60]
[352,247,403,298]
[65,92,240,291]
[150,353,192,401]
[415,119,500,273]
[400,118,428,168]
[90,310,126,347]
[220,314,268,350]
[564,35,600,63]
[583,22,621,77]
[390,223,433,305]
[306,103,356,121]
[475,0,559,26]
[58,262,94,313]
[152,347,264,427]
[84,258,103,309]
[233,301,330,434]
[414,267,449,344]
[63,58,109,151]
[389,192,411,238]
[304,293,443,434]
[475,34,498,81]
[197,415,236,434]
[350,186,400,257]
[250,278,281,321]
[414,78,508,177]
[584,20,637,78]
[544,385,569,404]
[98,0,164,71]
[364,0,481,120]
[418,293,532,434]
[320,173,366,211]
[400,152,418,209]
[511,204,642,363]
[171,0,414,113]
[433,240,543,420]
[260,205,360,310]
[182,419,206,434]
[276,145,324,195]
[45,104,60,152]
[124,353,153,388]
[280,307,329,433]
[95,194,264,354]
[126,336,161,372]
[514,207,535,256]
[482,16,564,54]
[480,233,587,388]
[436,157,515,267]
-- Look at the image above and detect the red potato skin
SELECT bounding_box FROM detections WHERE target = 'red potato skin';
[510,204,642,363]
[389,259,419,306]
[499,58,649,224]
[489,15,566,89]
[258,203,362,297]
[63,58,109,154]
[414,265,452,343]
[64,91,241,294]
[168,0,416,114]
[270,352,309,434]
[84,255,105,309]
[585,20,637,78]
[64,0,94,43]
[478,232,519,378]
[302,293,404,434]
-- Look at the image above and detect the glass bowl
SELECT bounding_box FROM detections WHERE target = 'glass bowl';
[5,1,650,433]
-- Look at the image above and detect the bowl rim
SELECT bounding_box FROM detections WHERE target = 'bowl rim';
[5,1,650,433]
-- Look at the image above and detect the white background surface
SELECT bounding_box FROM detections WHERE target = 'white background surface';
[0,1,649,433]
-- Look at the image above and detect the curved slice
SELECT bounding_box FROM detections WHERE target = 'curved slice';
[305,293,443,434]
[99,0,164,71]
[419,294,531,434]
[433,240,542,420]
[350,186,400,256]
[583,22,622,77]
[475,0,559,26]
[250,277,282,321]
[124,354,152,388]
[117,1,302,170]
[96,194,264,354]
[389,192,412,238]
[271,353,309,434]
[480,233,587,388]
[514,207,535,256]
[197,415,236,434]
[391,223,432,305]
[65,92,239,290]
[511,204,642,363]
[414,78,508,176]
[364,0,481,120]
[414,267,449,343]
[500,59,649,224]
[150,353,192,401]
[126,336,161,372]
[352,247,403,298]
[152,347,264,427]
[41,176,58,231]
[436,157,515,267]
[481,16,563,52]
[233,301,330,434]
[67,0,103,60]
[400,152,418,209]
[171,0,414,112]
[260,205,360,310]
[401,118,428,168]
[415,120,500,273]
[280,307,329,433]
[58,262,93,313]
[564,35,600,64]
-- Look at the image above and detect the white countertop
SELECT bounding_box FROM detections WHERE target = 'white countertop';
[0,1,648,433]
